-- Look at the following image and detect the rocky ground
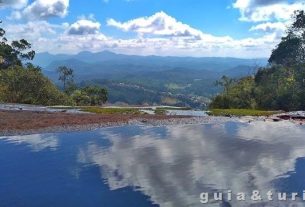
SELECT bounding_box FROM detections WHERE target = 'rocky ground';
[0,110,208,136]
[1,107,305,136]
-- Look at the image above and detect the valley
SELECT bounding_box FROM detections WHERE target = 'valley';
[34,51,267,108]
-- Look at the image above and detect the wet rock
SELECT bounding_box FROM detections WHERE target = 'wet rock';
[277,111,305,121]
[277,115,291,120]
[272,118,281,122]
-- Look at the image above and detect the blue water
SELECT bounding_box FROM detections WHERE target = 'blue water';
[1,121,305,207]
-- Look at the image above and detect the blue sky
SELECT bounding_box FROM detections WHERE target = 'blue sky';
[64,0,250,38]
[0,0,304,57]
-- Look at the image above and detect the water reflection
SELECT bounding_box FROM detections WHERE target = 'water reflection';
[0,134,58,151]
[78,122,305,207]
[1,121,305,207]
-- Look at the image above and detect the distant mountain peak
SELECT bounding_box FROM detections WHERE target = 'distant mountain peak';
[76,50,117,56]
[99,50,116,55]
[77,51,92,55]
[38,51,52,55]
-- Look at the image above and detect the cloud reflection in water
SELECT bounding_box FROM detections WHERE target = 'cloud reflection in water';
[77,122,305,207]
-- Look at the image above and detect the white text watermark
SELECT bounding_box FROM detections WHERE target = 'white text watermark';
[200,190,305,204]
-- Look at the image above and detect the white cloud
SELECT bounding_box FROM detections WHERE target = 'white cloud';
[40,33,277,58]
[1,11,283,58]
[107,11,206,39]
[3,20,61,40]
[20,0,69,20]
[1,19,107,53]
[102,11,279,58]
[57,33,108,52]
[0,0,28,9]
[67,19,101,35]
[7,10,22,19]
[249,22,287,33]
[234,0,286,8]
[2,20,70,55]
[249,21,288,39]
[233,0,305,22]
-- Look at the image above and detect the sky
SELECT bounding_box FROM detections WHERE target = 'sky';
[0,0,304,58]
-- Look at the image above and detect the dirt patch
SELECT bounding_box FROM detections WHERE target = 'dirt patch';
[0,110,190,135]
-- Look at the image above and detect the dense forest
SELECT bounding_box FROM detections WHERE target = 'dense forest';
[0,22,107,106]
[210,10,305,111]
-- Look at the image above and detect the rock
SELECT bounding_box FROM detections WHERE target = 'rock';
[277,115,291,120]
[272,118,281,122]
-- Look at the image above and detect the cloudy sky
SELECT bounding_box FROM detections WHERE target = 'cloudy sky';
[0,0,304,57]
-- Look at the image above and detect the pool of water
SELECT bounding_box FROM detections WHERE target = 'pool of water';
[166,109,208,117]
[0,104,88,114]
[1,121,305,207]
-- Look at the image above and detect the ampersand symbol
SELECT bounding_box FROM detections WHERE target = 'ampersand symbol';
[251,190,262,201]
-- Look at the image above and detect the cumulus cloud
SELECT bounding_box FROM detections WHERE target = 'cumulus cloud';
[4,20,61,40]
[14,19,283,57]
[1,9,283,58]
[107,11,206,39]
[2,20,70,56]
[67,19,101,35]
[41,32,277,58]
[236,0,286,8]
[99,11,280,57]
[249,22,287,33]
[0,0,28,9]
[57,32,107,53]
[233,0,305,22]
[18,0,69,20]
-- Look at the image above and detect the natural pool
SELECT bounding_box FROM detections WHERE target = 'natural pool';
[1,121,305,207]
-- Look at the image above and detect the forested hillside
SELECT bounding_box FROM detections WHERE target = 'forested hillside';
[210,10,305,111]
[0,23,107,107]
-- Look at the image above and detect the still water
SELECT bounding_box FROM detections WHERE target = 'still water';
[1,121,305,207]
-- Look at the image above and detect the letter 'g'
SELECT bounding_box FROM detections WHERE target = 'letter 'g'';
[200,192,209,204]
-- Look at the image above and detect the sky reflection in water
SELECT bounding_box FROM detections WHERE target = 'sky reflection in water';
[1,121,305,207]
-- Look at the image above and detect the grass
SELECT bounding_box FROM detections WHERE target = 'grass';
[48,106,78,109]
[156,107,191,110]
[49,105,192,116]
[154,107,191,115]
[154,108,166,115]
[208,109,280,117]
[81,107,142,115]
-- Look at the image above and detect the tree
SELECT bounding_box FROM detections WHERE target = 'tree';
[254,65,301,111]
[215,76,235,95]
[57,66,74,93]
[82,86,108,105]
[71,86,108,106]
[0,21,72,106]
[71,90,91,106]
[210,10,305,111]
[210,76,255,109]
[0,21,35,69]
[269,10,305,66]
[0,66,72,105]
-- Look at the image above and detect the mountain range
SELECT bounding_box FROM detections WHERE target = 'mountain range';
[33,51,268,108]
